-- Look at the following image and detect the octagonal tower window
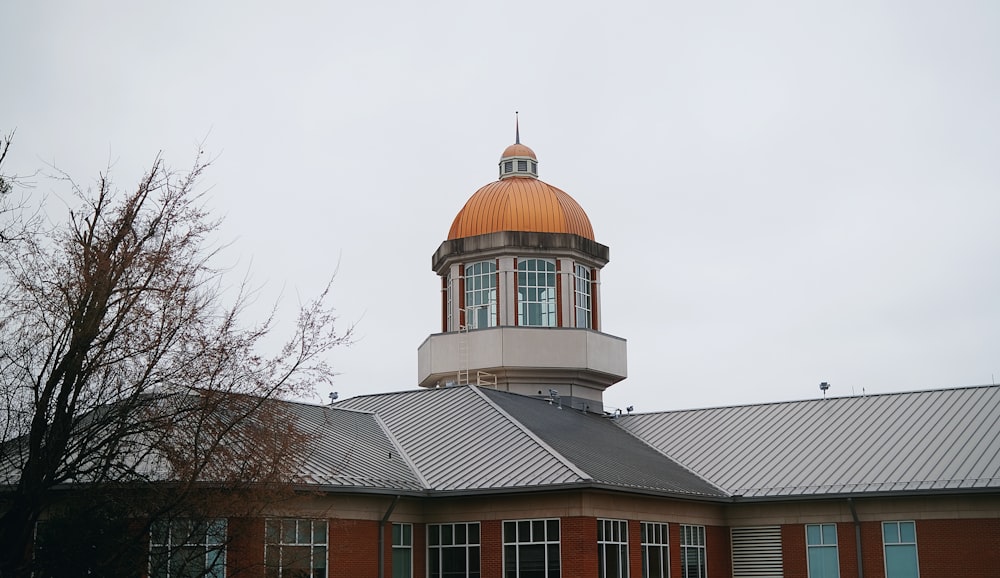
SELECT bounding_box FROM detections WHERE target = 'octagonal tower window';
[517,259,557,327]
[464,261,497,329]
[574,264,592,329]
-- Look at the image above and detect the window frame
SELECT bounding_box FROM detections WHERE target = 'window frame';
[503,518,561,578]
[393,523,413,578]
[574,264,592,329]
[464,261,497,330]
[640,522,669,578]
[679,525,706,578]
[264,518,329,578]
[149,518,228,578]
[598,519,629,578]
[427,521,481,578]
[805,523,839,578]
[882,521,919,578]
[516,259,557,327]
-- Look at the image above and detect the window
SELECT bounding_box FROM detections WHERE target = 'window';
[530,161,537,173]
[504,518,560,578]
[465,261,497,329]
[265,518,328,578]
[393,523,412,578]
[428,522,480,578]
[641,522,668,578]
[150,518,227,578]
[574,265,592,329]
[679,525,706,578]
[518,160,528,171]
[806,524,839,578]
[883,521,919,578]
[505,161,514,173]
[599,519,628,578]
[446,273,453,331]
[517,259,557,327]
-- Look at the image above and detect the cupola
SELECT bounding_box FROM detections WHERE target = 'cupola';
[417,122,627,413]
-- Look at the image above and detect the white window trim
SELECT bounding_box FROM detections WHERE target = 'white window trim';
[641,522,669,578]
[503,518,561,578]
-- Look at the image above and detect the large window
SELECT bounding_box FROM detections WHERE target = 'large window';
[504,518,560,578]
[393,523,412,578]
[679,525,706,578]
[149,518,227,578]
[598,519,628,578]
[574,264,592,329]
[428,522,480,578]
[807,524,839,578]
[265,518,328,578]
[883,521,919,578]
[517,259,557,327]
[641,522,668,578]
[465,261,497,329]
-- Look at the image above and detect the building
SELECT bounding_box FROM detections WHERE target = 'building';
[30,131,1000,577]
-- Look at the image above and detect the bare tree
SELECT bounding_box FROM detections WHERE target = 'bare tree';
[0,152,349,577]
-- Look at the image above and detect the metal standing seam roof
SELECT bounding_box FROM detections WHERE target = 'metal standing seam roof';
[447,178,595,241]
[334,387,588,492]
[480,389,728,499]
[616,385,1000,498]
[282,401,424,491]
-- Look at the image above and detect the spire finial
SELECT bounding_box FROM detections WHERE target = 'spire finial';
[515,111,520,144]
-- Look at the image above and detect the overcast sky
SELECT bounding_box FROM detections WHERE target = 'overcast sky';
[3,1,998,412]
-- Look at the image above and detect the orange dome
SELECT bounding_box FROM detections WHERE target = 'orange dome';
[447,177,595,241]
[500,143,536,160]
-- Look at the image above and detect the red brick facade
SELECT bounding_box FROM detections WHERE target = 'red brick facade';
[781,519,1000,578]
[202,512,1000,578]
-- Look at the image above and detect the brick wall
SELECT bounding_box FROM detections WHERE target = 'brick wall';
[779,518,1000,578]
[329,518,378,578]
[561,517,598,578]
[707,524,732,578]
[481,519,503,578]
[413,523,426,578]
[913,518,1000,578]
[227,517,264,578]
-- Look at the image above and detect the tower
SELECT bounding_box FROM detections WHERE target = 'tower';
[416,128,627,413]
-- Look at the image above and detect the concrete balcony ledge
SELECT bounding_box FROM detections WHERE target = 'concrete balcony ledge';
[417,326,627,390]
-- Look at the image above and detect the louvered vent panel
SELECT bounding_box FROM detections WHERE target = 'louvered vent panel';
[731,526,783,578]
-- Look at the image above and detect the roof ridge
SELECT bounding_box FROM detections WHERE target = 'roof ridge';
[611,417,730,497]
[468,386,592,482]
[371,412,431,490]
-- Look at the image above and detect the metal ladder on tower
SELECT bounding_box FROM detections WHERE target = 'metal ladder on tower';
[457,321,470,386]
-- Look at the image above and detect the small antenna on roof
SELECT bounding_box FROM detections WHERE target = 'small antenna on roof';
[819,382,830,398]
[328,391,339,404]
[515,111,520,144]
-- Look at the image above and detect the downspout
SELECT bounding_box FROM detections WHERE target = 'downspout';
[848,498,864,578]
[378,496,400,578]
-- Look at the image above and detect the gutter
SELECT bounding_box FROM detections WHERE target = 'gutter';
[377,495,400,578]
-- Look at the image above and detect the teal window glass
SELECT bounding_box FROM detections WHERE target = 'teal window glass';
[574,264,592,329]
[806,524,839,578]
[883,522,919,578]
[392,523,412,578]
